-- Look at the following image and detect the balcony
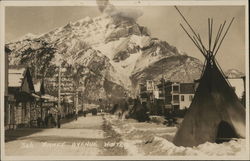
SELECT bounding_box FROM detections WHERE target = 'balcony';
[172,100,180,105]
[171,90,179,94]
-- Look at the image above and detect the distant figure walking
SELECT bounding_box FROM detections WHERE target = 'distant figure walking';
[37,117,43,128]
[57,114,61,128]
[118,112,122,119]
[75,110,78,121]
[44,115,48,128]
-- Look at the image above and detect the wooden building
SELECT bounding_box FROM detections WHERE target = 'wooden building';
[7,67,35,129]
[4,47,11,129]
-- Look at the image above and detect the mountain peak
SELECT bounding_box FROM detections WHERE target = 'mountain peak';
[16,33,37,42]
[6,14,203,101]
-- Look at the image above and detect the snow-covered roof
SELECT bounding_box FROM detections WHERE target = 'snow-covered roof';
[8,68,26,87]
[64,96,73,103]
[41,94,57,101]
[33,79,42,93]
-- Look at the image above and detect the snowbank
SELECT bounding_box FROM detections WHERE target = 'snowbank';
[143,136,246,156]
[104,114,246,156]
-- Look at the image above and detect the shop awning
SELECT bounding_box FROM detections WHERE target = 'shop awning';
[32,93,41,98]
[41,94,58,102]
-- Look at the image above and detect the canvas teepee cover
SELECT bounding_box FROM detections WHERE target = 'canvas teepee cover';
[173,7,246,147]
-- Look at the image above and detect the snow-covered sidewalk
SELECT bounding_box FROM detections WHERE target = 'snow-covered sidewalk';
[104,114,246,156]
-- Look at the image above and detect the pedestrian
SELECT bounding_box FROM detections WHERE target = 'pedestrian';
[74,109,78,120]
[44,115,48,128]
[52,114,57,127]
[118,112,121,119]
[37,117,41,128]
[48,113,53,128]
[75,113,78,120]
[57,113,61,128]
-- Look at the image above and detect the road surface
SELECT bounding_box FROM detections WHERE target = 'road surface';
[5,114,127,156]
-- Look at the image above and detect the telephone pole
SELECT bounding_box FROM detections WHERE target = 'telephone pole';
[162,63,166,115]
[58,64,61,115]
[162,64,166,104]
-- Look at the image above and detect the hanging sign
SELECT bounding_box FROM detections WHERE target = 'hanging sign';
[42,102,55,107]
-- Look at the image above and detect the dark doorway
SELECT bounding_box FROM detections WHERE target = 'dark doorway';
[215,121,238,143]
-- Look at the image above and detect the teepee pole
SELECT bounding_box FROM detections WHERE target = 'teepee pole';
[175,6,205,52]
[208,18,211,54]
[192,36,203,51]
[214,18,235,56]
[196,34,207,56]
[212,21,226,54]
[208,18,213,54]
[193,36,206,55]
[175,6,198,37]
[180,24,206,57]
[212,23,223,53]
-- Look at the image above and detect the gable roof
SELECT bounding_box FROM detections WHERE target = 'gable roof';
[180,83,195,94]
[8,67,35,94]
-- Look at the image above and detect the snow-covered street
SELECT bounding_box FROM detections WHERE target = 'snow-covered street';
[5,114,246,156]
[5,114,127,156]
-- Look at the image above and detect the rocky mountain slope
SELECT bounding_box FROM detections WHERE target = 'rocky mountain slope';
[6,13,203,101]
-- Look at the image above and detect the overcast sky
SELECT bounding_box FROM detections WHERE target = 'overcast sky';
[5,5,245,72]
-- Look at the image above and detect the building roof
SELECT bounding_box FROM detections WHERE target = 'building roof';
[8,67,35,95]
[63,95,73,103]
[41,94,58,102]
[33,79,45,95]
[8,67,26,87]
[180,83,195,94]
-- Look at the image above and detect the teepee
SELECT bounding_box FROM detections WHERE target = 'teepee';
[173,6,246,147]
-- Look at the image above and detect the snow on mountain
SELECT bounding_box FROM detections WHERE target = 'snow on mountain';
[6,13,203,101]
[15,33,38,42]
[225,69,244,78]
